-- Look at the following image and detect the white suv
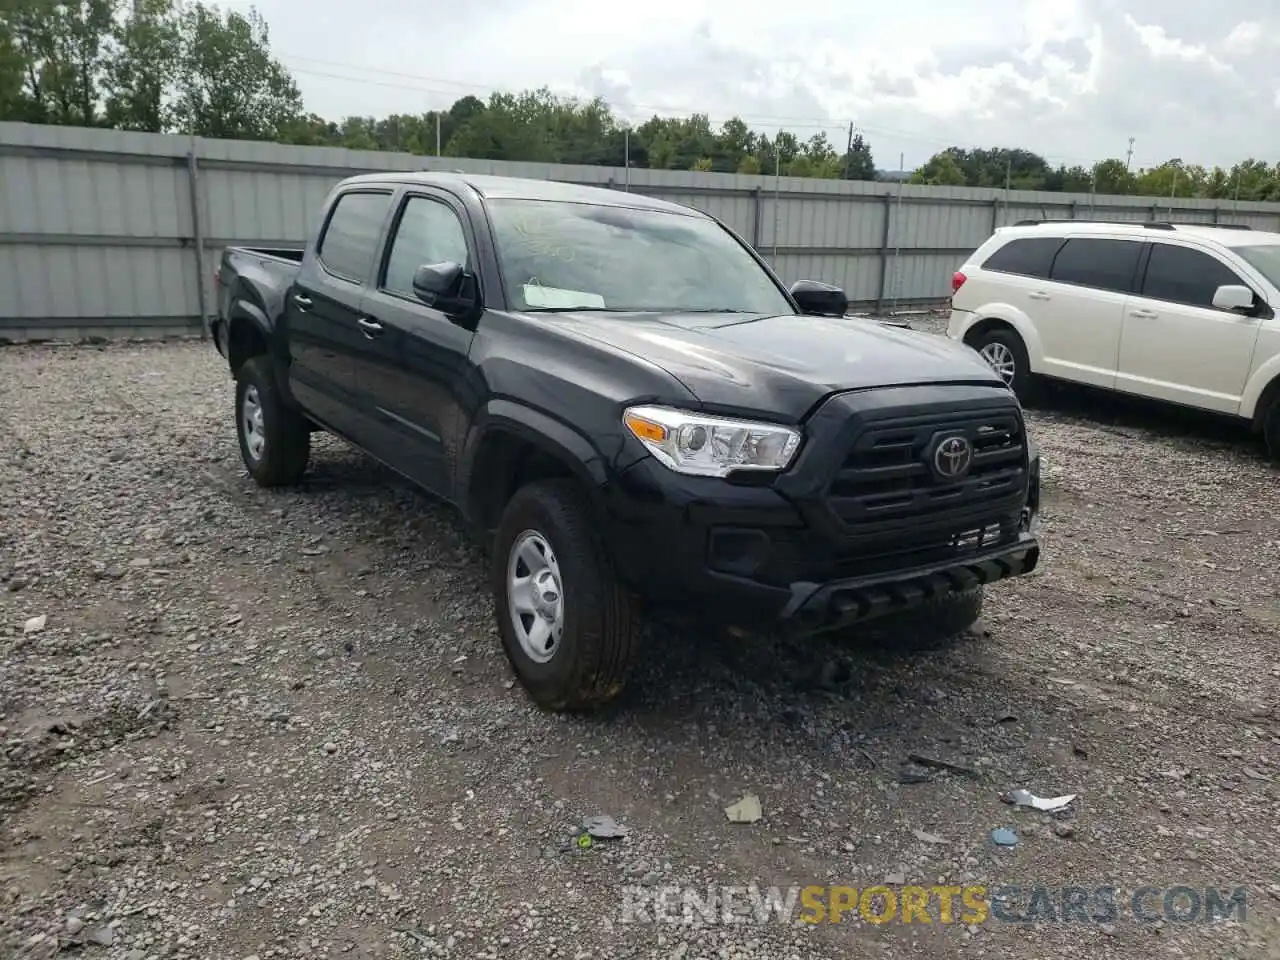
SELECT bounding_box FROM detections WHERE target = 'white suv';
[947,220,1280,460]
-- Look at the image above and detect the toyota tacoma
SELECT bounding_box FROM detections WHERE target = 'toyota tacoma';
[212,173,1042,710]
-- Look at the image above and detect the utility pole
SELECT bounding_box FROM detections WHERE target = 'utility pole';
[435,113,441,156]
[772,147,781,264]
[624,127,630,191]
[843,121,854,179]
[1124,136,1135,171]
[1003,154,1012,217]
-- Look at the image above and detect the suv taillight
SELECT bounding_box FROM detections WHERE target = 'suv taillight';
[951,271,967,294]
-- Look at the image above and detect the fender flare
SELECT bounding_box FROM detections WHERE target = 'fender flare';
[226,297,272,344]
[456,398,609,524]
[957,308,1046,373]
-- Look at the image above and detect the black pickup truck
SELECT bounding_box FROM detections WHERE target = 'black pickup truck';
[213,172,1041,710]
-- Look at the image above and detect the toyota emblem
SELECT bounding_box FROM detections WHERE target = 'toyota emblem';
[933,435,973,480]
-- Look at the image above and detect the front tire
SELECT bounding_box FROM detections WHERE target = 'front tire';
[970,327,1034,403]
[1264,397,1280,465]
[848,587,985,653]
[492,479,641,711]
[235,355,311,487]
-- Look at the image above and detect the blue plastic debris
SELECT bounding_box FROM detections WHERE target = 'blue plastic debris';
[991,827,1018,847]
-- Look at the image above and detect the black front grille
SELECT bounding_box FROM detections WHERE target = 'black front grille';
[826,407,1026,528]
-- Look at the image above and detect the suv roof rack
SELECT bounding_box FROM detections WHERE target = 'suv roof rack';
[1012,218,1251,231]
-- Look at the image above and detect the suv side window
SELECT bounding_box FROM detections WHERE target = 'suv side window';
[1142,243,1248,309]
[1048,238,1141,293]
[982,237,1063,278]
[316,191,393,282]
[382,196,470,298]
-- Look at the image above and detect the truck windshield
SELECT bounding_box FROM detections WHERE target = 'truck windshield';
[1233,245,1280,294]
[486,198,795,315]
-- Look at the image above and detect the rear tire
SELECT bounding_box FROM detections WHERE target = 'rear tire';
[847,587,984,653]
[492,479,641,711]
[235,355,311,487]
[969,327,1035,403]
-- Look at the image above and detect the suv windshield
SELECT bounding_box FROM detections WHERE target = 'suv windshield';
[1233,245,1280,292]
[486,198,795,315]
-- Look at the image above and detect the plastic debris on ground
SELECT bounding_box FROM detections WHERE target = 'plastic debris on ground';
[724,794,763,823]
[990,827,1018,847]
[1002,789,1077,812]
[582,815,630,839]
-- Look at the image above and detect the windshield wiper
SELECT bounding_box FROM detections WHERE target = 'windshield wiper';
[522,307,634,314]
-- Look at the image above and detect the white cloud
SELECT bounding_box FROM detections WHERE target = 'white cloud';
[227,0,1280,170]
[1222,21,1262,53]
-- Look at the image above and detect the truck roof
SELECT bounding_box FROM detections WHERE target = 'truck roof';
[338,171,701,216]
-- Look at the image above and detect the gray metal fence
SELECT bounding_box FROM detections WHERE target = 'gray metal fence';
[4,120,1280,341]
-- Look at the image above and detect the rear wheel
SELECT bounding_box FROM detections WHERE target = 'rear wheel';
[236,355,311,487]
[492,479,641,711]
[970,327,1034,403]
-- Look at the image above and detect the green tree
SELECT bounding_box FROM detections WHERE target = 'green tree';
[170,4,301,139]
[103,0,180,132]
[842,132,876,180]
[910,152,967,186]
[1092,159,1134,195]
[0,11,28,120]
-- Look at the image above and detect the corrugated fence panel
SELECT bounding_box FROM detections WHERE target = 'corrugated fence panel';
[6,120,1280,337]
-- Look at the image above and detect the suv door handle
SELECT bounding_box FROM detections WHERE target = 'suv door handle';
[1027,291,1051,301]
[357,317,383,337]
[293,294,313,310]
[1129,309,1158,319]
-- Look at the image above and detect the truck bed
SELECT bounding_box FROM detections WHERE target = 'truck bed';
[233,247,304,263]
[213,246,305,359]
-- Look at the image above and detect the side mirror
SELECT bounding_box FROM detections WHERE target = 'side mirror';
[790,279,848,317]
[1211,284,1255,313]
[412,261,478,317]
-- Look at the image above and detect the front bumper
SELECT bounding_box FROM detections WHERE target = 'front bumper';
[603,455,1041,636]
[778,530,1038,635]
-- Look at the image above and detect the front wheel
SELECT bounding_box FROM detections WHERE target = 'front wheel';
[846,587,985,653]
[1264,396,1280,465]
[492,479,641,711]
[970,327,1034,403]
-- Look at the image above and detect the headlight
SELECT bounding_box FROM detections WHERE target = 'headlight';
[623,405,801,478]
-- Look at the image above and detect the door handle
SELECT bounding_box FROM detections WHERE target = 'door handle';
[1129,309,1158,319]
[1027,291,1051,301]
[357,317,383,337]
[293,294,313,310]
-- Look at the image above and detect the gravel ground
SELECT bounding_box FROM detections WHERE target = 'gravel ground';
[2,326,1279,960]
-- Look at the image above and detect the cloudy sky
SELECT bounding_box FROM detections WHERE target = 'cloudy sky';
[226,0,1278,171]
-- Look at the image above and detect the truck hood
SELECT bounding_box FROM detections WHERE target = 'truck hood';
[543,311,1006,419]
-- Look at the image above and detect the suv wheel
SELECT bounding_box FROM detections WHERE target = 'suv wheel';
[971,328,1033,402]
[1264,396,1280,464]
[492,479,641,711]
[236,355,311,487]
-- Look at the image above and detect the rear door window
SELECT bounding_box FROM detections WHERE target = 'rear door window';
[1048,238,1142,293]
[981,237,1063,279]
[316,191,393,283]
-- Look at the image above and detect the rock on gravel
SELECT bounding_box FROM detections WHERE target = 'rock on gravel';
[1,337,1278,959]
